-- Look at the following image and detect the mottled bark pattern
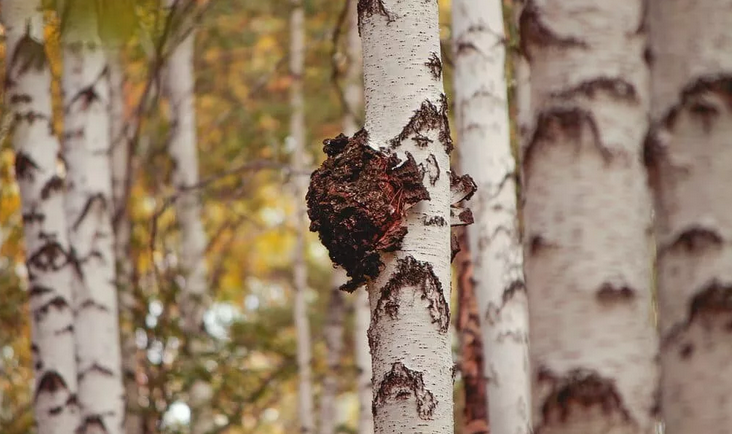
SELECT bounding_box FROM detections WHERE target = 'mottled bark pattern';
[647,0,732,432]
[358,0,455,432]
[61,4,124,434]
[519,0,658,433]
[3,1,81,432]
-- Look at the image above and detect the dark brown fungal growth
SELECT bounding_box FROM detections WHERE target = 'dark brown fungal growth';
[536,367,633,431]
[307,131,430,292]
[375,255,450,333]
[390,95,453,154]
[374,362,437,420]
[425,52,443,79]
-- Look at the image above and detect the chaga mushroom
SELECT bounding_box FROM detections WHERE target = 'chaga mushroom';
[306,130,430,292]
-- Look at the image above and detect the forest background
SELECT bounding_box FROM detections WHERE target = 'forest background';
[0,0,519,432]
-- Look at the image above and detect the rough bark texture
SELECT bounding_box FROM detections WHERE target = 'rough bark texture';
[519,1,658,433]
[320,269,346,434]
[646,1,732,432]
[290,1,316,432]
[359,1,455,432]
[453,0,531,433]
[453,228,489,434]
[3,1,81,432]
[61,4,124,434]
[106,43,142,434]
[162,2,213,432]
[342,3,373,431]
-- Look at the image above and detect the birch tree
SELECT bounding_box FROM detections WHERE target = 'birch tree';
[646,1,732,432]
[289,0,315,432]
[453,0,531,432]
[308,0,469,431]
[61,2,124,433]
[319,270,345,434]
[2,1,80,432]
[161,1,214,432]
[519,1,658,432]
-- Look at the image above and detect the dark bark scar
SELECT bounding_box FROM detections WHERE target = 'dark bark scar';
[374,362,437,420]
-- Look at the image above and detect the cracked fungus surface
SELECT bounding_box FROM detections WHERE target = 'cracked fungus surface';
[306,130,429,292]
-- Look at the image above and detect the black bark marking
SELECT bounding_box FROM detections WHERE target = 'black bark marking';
[596,283,636,303]
[374,362,437,420]
[27,240,72,272]
[420,153,440,186]
[72,193,108,230]
[14,151,39,181]
[68,85,102,111]
[688,281,732,326]
[450,170,477,204]
[524,107,612,185]
[41,176,64,200]
[503,279,526,304]
[518,1,589,60]
[425,52,442,80]
[529,235,556,255]
[79,299,112,313]
[375,255,450,333]
[29,285,54,297]
[656,75,732,133]
[535,367,633,431]
[307,131,429,292]
[78,363,116,380]
[357,0,394,33]
[551,78,639,103]
[679,343,694,359]
[423,215,447,227]
[10,93,32,104]
[35,371,69,400]
[79,415,109,434]
[10,33,48,75]
[390,95,453,154]
[34,296,71,322]
[659,226,723,256]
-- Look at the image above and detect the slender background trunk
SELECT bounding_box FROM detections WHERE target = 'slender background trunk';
[319,270,345,434]
[290,0,316,433]
[519,1,658,432]
[647,1,732,432]
[359,0,455,432]
[162,2,213,432]
[61,3,125,433]
[3,1,80,432]
[341,1,373,432]
[453,0,531,432]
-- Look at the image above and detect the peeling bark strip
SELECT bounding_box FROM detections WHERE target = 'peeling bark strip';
[648,0,732,430]
[3,0,81,432]
[62,3,124,434]
[375,255,450,332]
[307,131,429,291]
[520,0,658,432]
[374,362,437,420]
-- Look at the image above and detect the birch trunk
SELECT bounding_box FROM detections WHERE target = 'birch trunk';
[319,270,346,434]
[290,1,315,433]
[646,1,732,432]
[519,1,658,432]
[359,1,454,432]
[3,1,81,432]
[162,3,213,432]
[106,42,142,434]
[342,2,373,433]
[453,0,531,432]
[61,4,124,434]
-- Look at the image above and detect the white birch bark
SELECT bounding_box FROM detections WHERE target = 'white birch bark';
[61,4,124,434]
[647,1,732,432]
[342,2,373,433]
[106,42,142,434]
[290,1,315,433]
[519,1,658,432]
[453,0,531,432]
[2,1,80,432]
[162,2,213,432]
[359,1,453,432]
[319,269,346,434]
